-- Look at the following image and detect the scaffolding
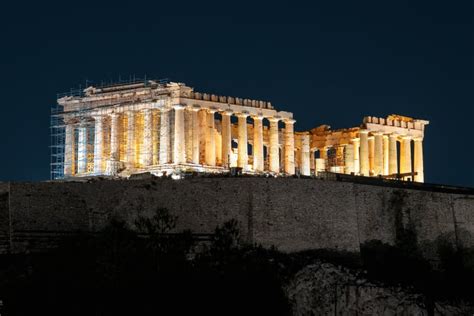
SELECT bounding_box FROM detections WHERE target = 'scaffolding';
[50,102,65,180]
[51,77,170,180]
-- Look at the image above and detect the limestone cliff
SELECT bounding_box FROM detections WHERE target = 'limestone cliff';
[285,262,472,316]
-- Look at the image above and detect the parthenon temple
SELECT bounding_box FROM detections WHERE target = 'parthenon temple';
[53,80,429,182]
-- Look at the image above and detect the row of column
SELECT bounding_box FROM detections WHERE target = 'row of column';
[353,130,423,182]
[64,105,296,176]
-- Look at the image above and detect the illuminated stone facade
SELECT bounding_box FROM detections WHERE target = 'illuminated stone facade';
[58,81,429,182]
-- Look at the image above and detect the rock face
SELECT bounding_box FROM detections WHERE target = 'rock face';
[285,262,471,316]
[1,178,473,258]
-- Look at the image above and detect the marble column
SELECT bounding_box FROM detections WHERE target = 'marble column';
[269,117,280,173]
[284,119,296,175]
[237,112,249,169]
[77,123,88,174]
[64,122,75,176]
[126,111,136,168]
[368,136,375,175]
[310,150,316,172]
[400,135,412,179]
[173,104,186,164]
[414,137,424,182]
[221,110,232,168]
[93,115,106,174]
[383,135,389,175]
[253,115,264,172]
[190,106,201,165]
[352,138,360,174]
[359,130,369,176]
[344,144,355,174]
[205,108,217,166]
[110,113,120,161]
[152,110,160,165]
[374,132,383,176]
[142,109,153,166]
[300,133,311,176]
[320,147,328,160]
[388,134,398,176]
[106,113,122,175]
[159,108,171,164]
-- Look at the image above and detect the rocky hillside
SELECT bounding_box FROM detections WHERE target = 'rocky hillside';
[286,262,472,315]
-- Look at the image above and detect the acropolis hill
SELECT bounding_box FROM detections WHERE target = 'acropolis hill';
[52,79,428,182]
[2,79,471,258]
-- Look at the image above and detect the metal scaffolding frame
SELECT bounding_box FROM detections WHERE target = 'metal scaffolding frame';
[51,77,170,179]
[50,102,65,180]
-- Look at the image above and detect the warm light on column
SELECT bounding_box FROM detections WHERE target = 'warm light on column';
[269,117,280,173]
[300,133,311,176]
[159,108,170,164]
[373,132,383,176]
[400,135,412,180]
[110,113,120,161]
[173,104,186,164]
[126,111,136,169]
[64,122,75,176]
[77,122,88,174]
[190,106,201,165]
[205,108,217,166]
[320,147,328,160]
[388,133,398,176]
[93,115,106,174]
[284,119,296,175]
[413,137,424,182]
[368,136,375,175]
[352,138,360,174]
[359,130,369,176]
[344,144,355,174]
[253,114,264,172]
[142,109,153,166]
[237,112,249,169]
[383,135,389,175]
[221,110,232,168]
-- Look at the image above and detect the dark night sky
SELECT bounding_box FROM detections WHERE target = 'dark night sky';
[0,1,472,187]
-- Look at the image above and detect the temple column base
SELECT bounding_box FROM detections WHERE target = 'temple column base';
[106,160,125,176]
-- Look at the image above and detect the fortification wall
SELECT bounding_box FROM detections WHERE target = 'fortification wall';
[3,178,474,258]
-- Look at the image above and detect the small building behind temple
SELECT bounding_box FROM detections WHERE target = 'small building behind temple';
[51,79,429,182]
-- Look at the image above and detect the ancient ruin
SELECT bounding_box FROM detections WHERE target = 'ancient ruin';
[51,79,429,182]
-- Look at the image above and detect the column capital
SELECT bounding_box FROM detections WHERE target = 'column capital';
[110,112,120,118]
[236,111,249,118]
[188,105,201,112]
[284,118,296,124]
[206,107,218,114]
[160,107,171,113]
[78,119,90,127]
[172,104,186,110]
[359,129,369,134]
[252,113,264,120]
[413,137,423,142]
[399,135,412,140]
[268,115,281,123]
[63,117,78,125]
[91,114,106,120]
[222,109,233,116]
[351,137,360,143]
[372,131,384,136]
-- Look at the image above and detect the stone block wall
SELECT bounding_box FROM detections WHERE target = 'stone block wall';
[2,178,473,258]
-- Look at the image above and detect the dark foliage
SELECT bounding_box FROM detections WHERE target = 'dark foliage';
[1,203,473,315]
[0,210,291,316]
